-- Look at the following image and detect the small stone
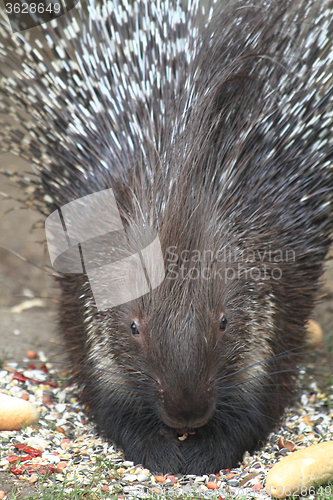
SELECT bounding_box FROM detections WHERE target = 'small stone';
[5,362,17,369]
[228,479,240,487]
[278,436,296,452]
[278,436,285,449]
[207,481,218,489]
[55,462,68,473]
[26,437,48,451]
[42,453,60,463]
[198,484,208,492]
[44,413,57,420]
[0,490,5,499]
[37,351,47,362]
[166,475,177,483]
[29,474,38,484]
[23,369,47,382]
[239,472,259,487]
[123,474,138,482]
[151,487,162,494]
[61,439,70,450]
[42,392,53,405]
[137,474,148,481]
[155,475,166,482]
[26,350,37,359]
[194,475,208,483]
[284,440,296,452]
[20,393,29,401]
[55,404,66,413]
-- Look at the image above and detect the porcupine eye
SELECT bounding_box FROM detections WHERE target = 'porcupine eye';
[131,321,140,336]
[219,315,227,331]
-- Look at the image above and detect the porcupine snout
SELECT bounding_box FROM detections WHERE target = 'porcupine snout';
[151,313,216,430]
[157,378,215,430]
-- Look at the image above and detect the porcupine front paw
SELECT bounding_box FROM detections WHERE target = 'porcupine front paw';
[122,426,185,474]
[178,431,237,474]
[177,415,269,474]
[117,410,268,474]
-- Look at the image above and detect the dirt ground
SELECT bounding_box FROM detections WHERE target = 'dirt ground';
[0,152,64,368]
[0,151,332,377]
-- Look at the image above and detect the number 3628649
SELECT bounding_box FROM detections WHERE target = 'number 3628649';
[5,2,61,14]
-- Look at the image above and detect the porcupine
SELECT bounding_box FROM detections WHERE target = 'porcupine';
[1,0,333,475]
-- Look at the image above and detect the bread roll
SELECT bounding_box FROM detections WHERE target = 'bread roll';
[266,441,333,498]
[0,393,39,430]
[305,319,323,349]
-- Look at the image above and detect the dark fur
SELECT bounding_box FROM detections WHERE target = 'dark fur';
[1,0,333,474]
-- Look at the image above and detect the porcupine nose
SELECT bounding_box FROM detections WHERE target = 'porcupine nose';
[157,379,215,429]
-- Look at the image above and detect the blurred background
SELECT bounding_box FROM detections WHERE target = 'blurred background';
[0,151,64,365]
